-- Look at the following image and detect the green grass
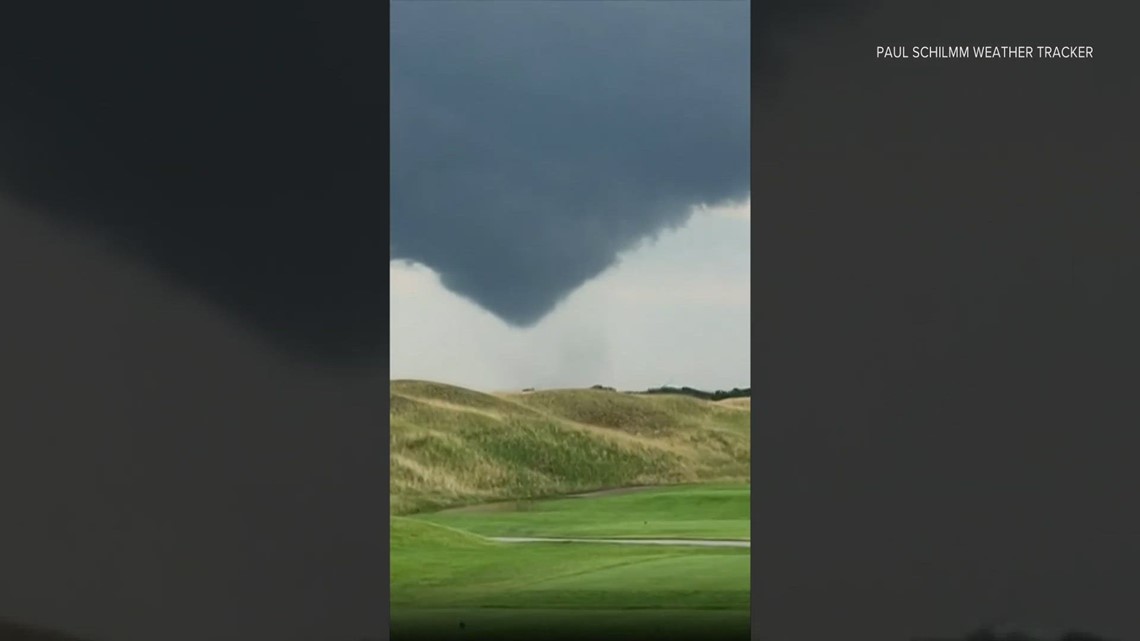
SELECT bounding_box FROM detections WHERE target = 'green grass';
[391,516,496,550]
[391,518,749,641]
[419,484,750,540]
[390,380,750,515]
[393,485,750,641]
[391,381,751,640]
[391,518,749,609]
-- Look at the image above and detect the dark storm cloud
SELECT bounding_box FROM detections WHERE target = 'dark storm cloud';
[0,5,384,365]
[390,0,751,326]
[0,1,832,359]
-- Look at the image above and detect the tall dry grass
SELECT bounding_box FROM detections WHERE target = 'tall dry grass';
[390,381,750,514]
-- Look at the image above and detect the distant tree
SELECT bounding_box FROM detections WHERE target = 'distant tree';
[639,385,750,401]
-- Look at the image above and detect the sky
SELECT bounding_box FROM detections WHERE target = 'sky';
[390,0,751,392]
[391,198,750,392]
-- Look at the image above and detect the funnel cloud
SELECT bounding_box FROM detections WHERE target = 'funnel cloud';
[390,0,750,326]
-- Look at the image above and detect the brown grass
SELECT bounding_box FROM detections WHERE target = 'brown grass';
[390,380,750,515]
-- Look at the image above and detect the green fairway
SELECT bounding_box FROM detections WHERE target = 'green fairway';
[392,485,750,641]
[418,483,750,540]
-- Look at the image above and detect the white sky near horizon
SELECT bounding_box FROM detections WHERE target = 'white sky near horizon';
[390,198,750,393]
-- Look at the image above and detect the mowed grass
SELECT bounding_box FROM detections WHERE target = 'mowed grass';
[391,514,749,641]
[419,484,750,540]
[390,380,750,515]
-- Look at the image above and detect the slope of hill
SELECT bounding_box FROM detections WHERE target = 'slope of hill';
[717,397,751,410]
[390,380,751,515]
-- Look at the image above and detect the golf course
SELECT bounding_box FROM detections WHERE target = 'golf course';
[390,380,751,641]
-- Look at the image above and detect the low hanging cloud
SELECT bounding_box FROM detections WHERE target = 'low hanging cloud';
[390,0,751,326]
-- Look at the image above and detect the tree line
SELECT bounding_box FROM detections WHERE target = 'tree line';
[587,384,750,401]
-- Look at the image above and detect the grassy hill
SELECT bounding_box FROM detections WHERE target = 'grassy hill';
[390,380,750,515]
